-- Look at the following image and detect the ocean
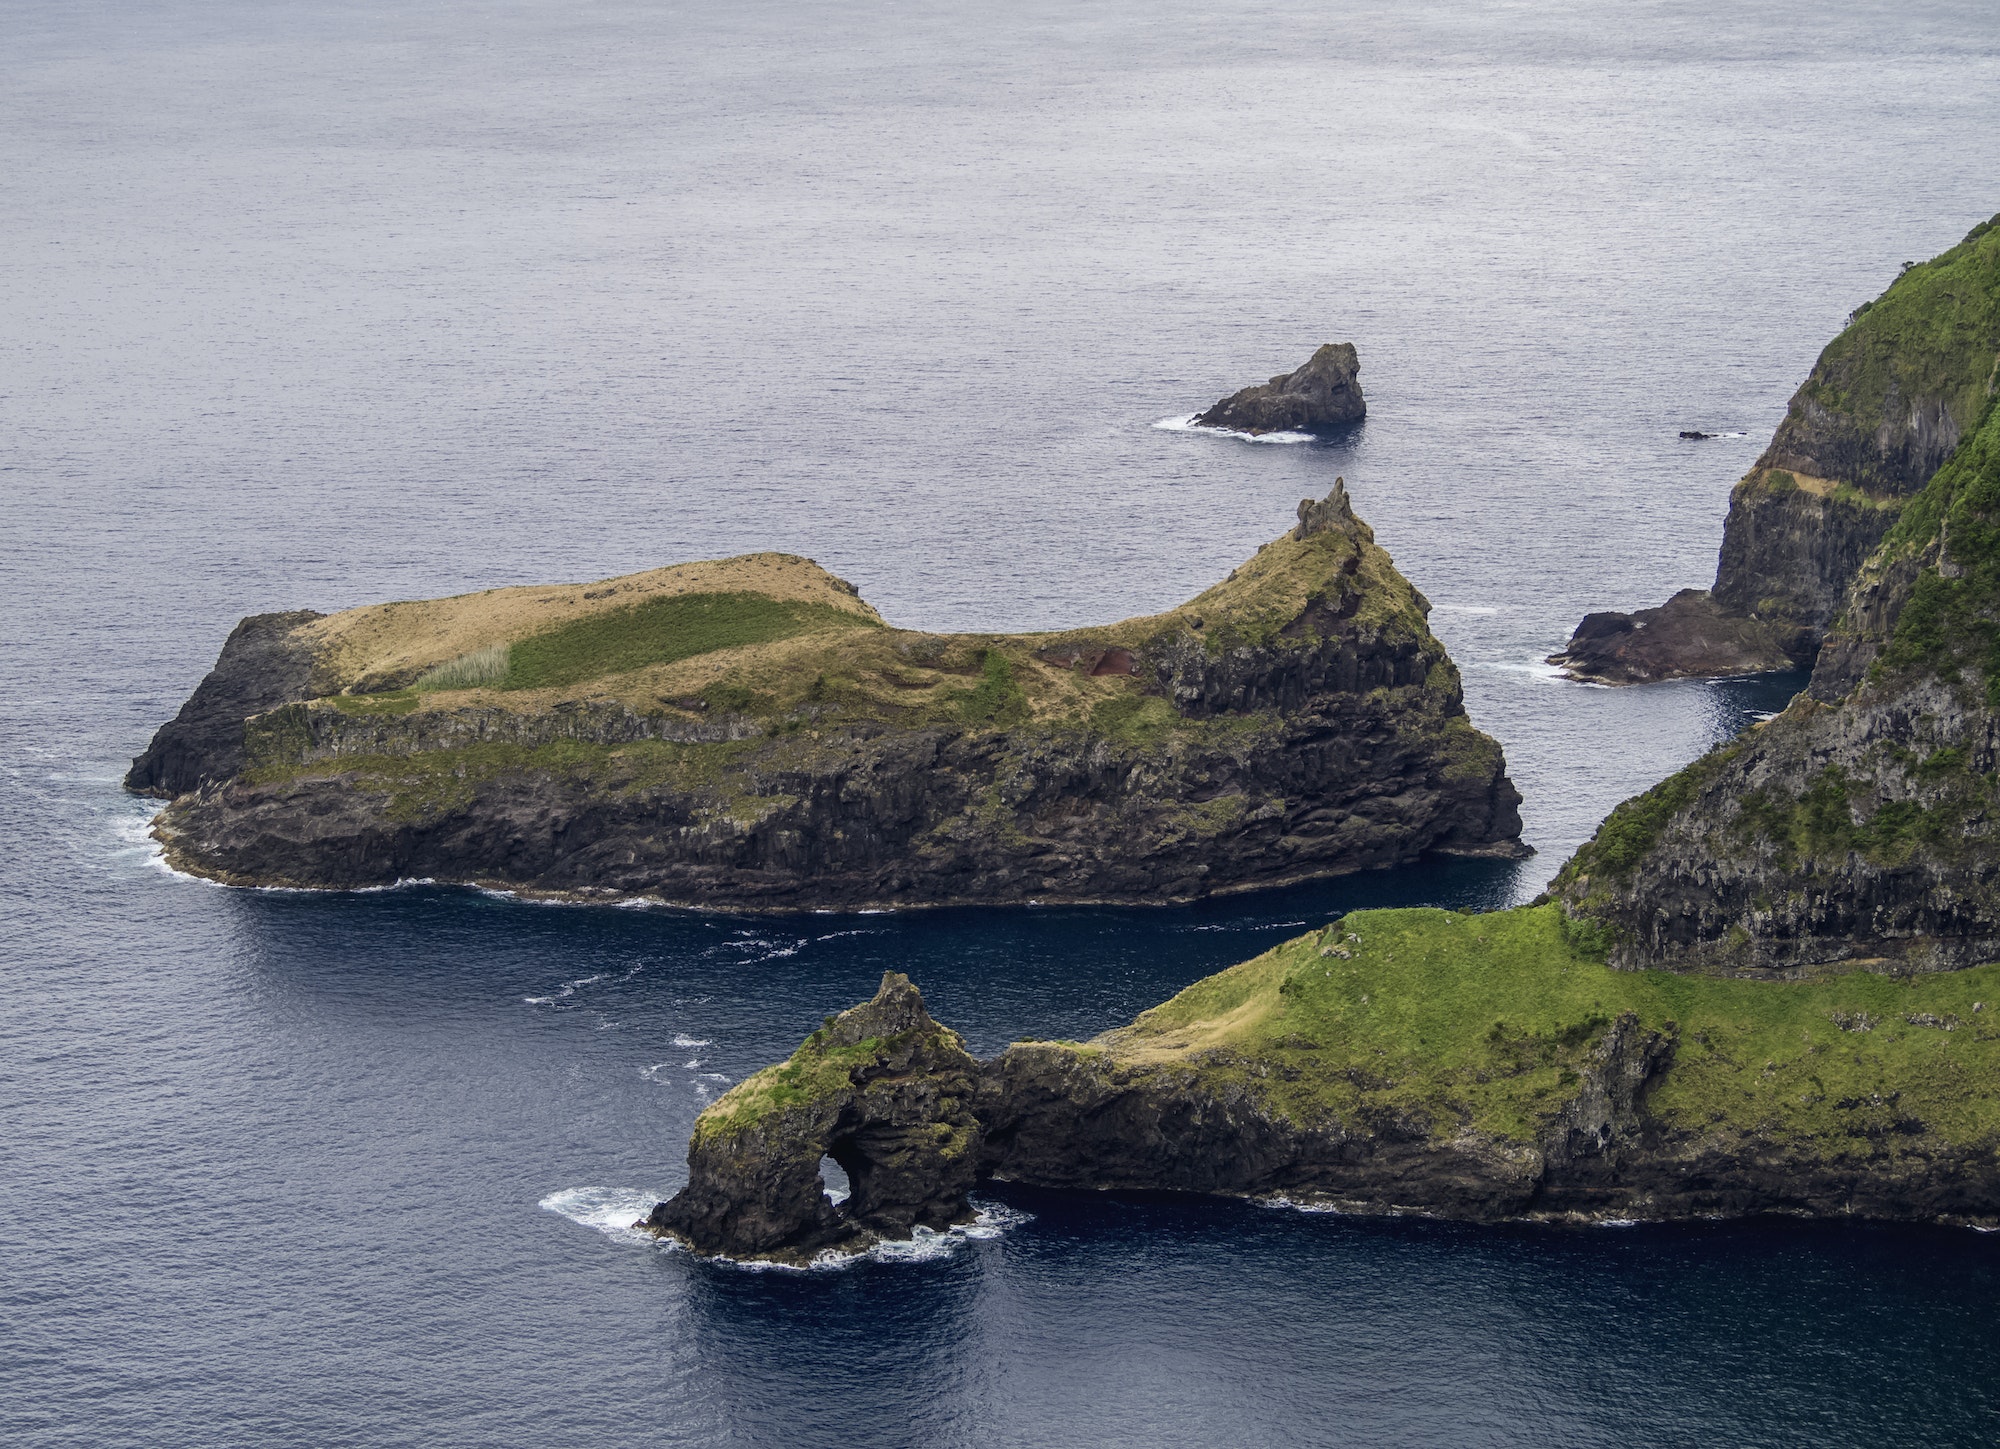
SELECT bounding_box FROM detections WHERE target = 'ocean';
[4,0,1998,1442]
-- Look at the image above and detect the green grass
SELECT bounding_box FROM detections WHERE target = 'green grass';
[501,591,879,692]
[1802,212,2000,494]
[1124,904,2000,1148]
[415,644,509,692]
[1871,396,2000,703]
[952,648,1028,726]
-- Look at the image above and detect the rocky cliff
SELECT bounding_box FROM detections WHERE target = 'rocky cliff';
[1556,395,2000,976]
[1551,214,2000,684]
[133,484,1525,909]
[647,914,2000,1263]
[1194,343,1366,436]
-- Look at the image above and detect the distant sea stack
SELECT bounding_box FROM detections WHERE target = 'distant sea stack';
[130,483,1525,910]
[1550,214,2000,685]
[1194,343,1365,436]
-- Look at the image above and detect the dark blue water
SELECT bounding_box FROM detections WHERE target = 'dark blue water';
[6,1,2000,1443]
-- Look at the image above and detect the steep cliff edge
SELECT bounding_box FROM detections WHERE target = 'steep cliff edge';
[647,912,2000,1262]
[1551,214,2000,684]
[1556,396,2000,975]
[134,484,1525,908]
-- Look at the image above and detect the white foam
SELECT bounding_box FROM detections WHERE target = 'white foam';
[539,1186,661,1242]
[1472,657,1587,686]
[1153,413,1316,444]
[671,1034,710,1048]
[1431,605,1501,616]
[1598,1218,1641,1228]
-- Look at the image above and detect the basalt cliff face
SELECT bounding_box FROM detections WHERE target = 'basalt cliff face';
[1556,394,2000,978]
[649,925,2000,1263]
[1194,343,1366,436]
[133,484,1525,909]
[1551,214,2000,685]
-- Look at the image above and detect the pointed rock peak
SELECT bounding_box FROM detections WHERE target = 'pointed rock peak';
[823,970,936,1045]
[1295,478,1364,540]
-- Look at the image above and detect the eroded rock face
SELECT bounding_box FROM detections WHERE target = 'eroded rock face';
[125,610,325,796]
[647,974,2000,1264]
[1194,343,1365,436]
[1556,400,2000,976]
[642,973,984,1263]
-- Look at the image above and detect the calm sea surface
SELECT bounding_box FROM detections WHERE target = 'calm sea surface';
[5,2,1999,1443]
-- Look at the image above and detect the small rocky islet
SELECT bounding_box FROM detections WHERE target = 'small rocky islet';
[1192,342,1366,436]
[644,216,2000,1261]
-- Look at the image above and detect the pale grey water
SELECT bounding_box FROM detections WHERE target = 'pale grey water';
[5,2,1999,1444]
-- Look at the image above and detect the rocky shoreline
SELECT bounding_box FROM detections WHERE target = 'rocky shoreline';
[645,963,2000,1265]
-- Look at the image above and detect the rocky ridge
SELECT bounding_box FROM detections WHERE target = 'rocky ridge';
[648,920,2000,1263]
[133,484,1525,909]
[1556,392,2000,977]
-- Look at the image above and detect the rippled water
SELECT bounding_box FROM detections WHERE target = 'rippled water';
[5,1,2000,1443]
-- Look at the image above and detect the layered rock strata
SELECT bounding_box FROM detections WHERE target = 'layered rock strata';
[133,485,1525,909]
[1194,343,1366,436]
[1552,214,2000,684]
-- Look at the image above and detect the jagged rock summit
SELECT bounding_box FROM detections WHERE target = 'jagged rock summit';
[1195,342,1366,436]
[131,487,1524,909]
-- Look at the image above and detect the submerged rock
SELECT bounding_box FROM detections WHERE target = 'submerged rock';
[132,490,1526,910]
[1194,343,1365,436]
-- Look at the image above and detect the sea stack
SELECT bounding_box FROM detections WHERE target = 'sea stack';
[1195,342,1366,436]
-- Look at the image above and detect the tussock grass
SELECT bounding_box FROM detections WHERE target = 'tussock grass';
[414,644,510,692]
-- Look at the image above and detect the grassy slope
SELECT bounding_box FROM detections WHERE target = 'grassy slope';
[1789,213,2000,493]
[1093,904,2000,1151]
[248,508,1475,812]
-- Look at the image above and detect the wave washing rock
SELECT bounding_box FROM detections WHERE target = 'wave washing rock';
[1193,343,1365,436]
[1551,214,2000,685]
[131,483,1525,908]
[1556,390,2000,976]
[647,920,2000,1263]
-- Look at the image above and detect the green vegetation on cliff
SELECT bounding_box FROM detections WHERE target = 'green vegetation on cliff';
[1790,213,2000,496]
[1091,904,2000,1150]
[1869,396,2000,701]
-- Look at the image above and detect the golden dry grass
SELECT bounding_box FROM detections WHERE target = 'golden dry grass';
[303,552,882,690]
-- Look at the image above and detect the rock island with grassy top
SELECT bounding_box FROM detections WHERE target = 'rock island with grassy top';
[132,481,1526,908]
